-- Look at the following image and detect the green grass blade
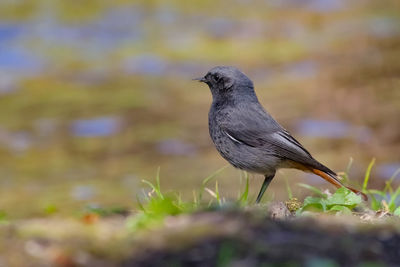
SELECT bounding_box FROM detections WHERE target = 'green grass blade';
[205,188,217,199]
[202,165,229,186]
[284,176,293,199]
[155,166,164,199]
[362,158,375,193]
[142,180,156,191]
[215,181,221,205]
[346,157,354,175]
[383,167,400,194]
[142,179,164,199]
[298,183,327,198]
[175,192,182,206]
[340,157,354,183]
[369,194,381,211]
[193,190,198,206]
[394,206,400,217]
[388,185,400,212]
[238,172,249,205]
[198,165,228,202]
[136,195,146,212]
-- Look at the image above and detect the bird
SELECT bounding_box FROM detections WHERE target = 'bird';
[195,66,367,203]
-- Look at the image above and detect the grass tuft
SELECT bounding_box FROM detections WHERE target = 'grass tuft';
[362,158,376,193]
[360,158,400,213]
[126,160,400,232]
[238,172,250,206]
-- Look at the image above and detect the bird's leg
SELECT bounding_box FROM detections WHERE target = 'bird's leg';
[256,174,275,204]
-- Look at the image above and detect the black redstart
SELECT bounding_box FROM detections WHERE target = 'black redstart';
[195,66,367,203]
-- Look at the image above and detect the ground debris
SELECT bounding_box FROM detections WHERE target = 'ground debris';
[124,211,400,267]
[267,202,291,219]
[3,210,400,267]
[285,198,302,213]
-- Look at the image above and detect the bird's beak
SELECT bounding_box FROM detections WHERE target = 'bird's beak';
[193,76,206,83]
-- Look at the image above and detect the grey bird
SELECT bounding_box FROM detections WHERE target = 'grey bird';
[195,66,367,203]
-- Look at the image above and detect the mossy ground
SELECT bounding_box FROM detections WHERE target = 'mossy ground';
[1,205,399,267]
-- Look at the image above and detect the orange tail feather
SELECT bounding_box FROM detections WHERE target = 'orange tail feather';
[311,168,368,201]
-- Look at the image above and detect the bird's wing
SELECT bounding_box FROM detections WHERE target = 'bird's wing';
[220,105,314,163]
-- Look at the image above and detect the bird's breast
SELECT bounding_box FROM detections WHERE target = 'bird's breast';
[208,110,230,152]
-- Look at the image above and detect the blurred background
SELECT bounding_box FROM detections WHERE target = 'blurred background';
[0,0,399,218]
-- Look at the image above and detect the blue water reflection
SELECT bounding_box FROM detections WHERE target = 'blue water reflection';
[305,0,344,12]
[0,23,22,42]
[270,0,344,12]
[296,119,371,142]
[377,163,400,180]
[156,139,197,156]
[124,54,167,75]
[71,117,121,137]
[297,119,350,138]
[0,47,44,72]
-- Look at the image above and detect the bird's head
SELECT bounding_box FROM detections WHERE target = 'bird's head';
[194,66,254,100]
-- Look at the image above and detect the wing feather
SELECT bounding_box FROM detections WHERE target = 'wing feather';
[220,105,318,167]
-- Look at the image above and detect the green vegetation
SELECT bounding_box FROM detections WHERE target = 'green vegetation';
[297,187,362,215]
[363,159,400,214]
[296,159,400,215]
[120,159,400,233]
[126,166,250,232]
[0,160,398,266]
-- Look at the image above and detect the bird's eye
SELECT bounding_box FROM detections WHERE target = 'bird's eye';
[213,74,221,83]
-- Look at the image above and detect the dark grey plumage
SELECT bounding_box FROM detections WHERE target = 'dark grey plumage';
[196,66,366,203]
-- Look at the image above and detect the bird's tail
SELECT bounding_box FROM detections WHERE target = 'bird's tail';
[310,168,368,201]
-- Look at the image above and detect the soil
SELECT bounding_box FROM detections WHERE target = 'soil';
[123,209,400,267]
